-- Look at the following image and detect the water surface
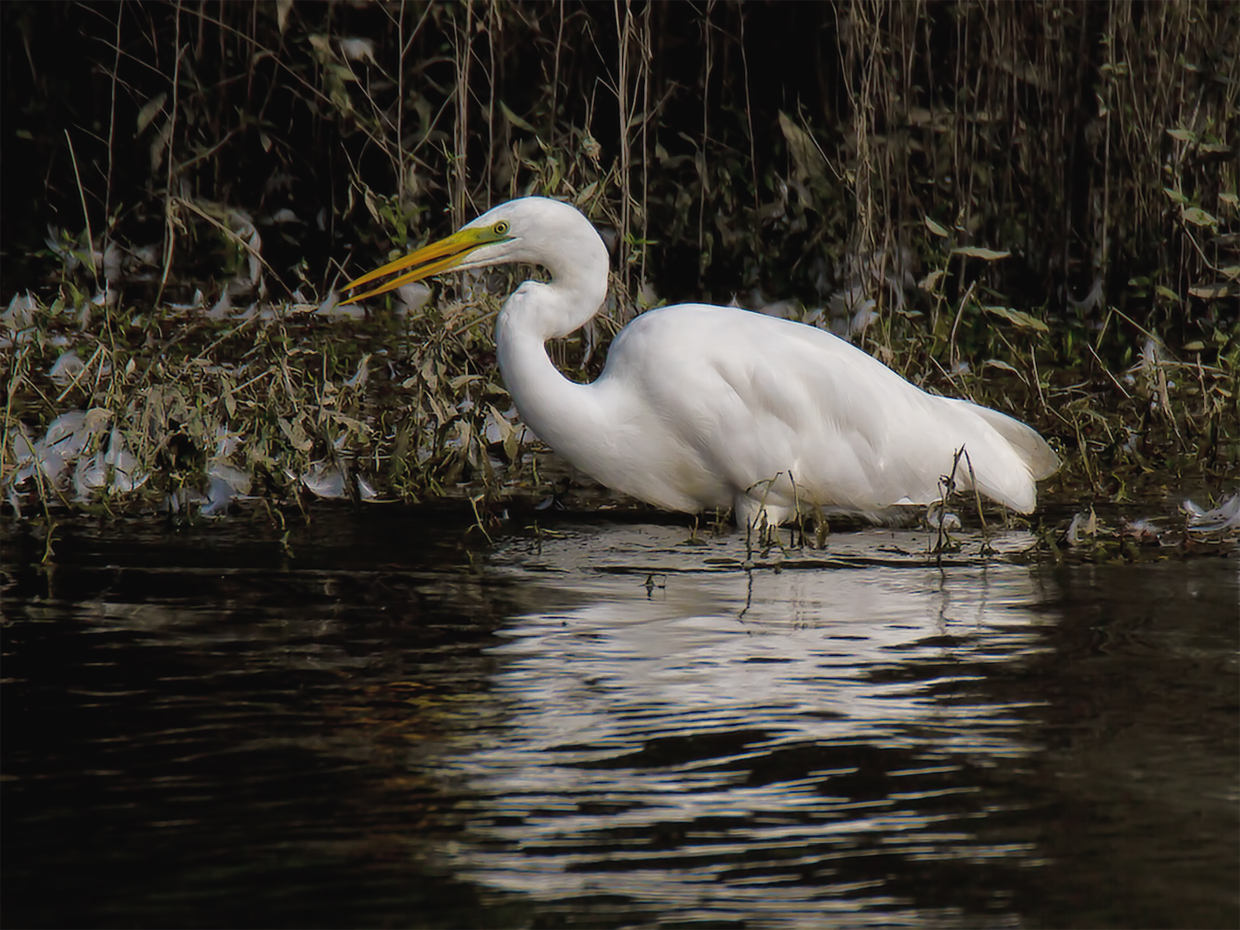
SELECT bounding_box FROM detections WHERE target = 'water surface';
[2,508,1236,928]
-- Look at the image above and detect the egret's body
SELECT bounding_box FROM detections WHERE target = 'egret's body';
[345,197,1058,527]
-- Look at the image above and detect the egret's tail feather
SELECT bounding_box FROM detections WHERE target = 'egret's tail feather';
[942,399,1059,513]
[962,403,1060,479]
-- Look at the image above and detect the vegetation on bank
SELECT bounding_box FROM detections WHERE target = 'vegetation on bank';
[1,1,1236,538]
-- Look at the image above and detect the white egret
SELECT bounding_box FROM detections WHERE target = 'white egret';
[343,197,1058,528]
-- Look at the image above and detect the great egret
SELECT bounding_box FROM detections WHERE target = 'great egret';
[343,197,1058,528]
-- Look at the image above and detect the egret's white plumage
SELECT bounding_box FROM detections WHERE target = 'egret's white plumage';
[344,197,1059,527]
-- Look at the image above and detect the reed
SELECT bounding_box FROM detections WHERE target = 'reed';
[1,0,1235,521]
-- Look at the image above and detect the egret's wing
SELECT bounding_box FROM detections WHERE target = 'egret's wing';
[605,305,1051,513]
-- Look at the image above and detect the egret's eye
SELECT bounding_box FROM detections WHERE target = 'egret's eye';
[493,220,510,236]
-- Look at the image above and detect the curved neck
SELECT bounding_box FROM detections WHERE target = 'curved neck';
[495,284,601,461]
[493,231,611,470]
[511,229,610,340]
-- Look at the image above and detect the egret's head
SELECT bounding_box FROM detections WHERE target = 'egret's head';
[340,197,597,305]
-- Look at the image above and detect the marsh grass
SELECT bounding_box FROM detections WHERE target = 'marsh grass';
[2,0,1237,527]
[2,288,551,517]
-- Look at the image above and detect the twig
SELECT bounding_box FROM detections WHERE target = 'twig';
[156,2,185,306]
[175,129,242,173]
[961,446,990,550]
[63,130,99,289]
[451,0,473,227]
[55,343,107,403]
[169,196,281,284]
[1086,340,1132,399]
[933,447,965,565]
[103,4,122,252]
[1030,351,1049,418]
[948,280,977,377]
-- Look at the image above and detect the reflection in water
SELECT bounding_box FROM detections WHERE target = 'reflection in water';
[2,512,1236,928]
[438,526,1055,926]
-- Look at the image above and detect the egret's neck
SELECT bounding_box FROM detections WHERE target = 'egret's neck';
[494,237,611,465]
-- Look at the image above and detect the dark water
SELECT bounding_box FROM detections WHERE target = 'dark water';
[2,508,1237,929]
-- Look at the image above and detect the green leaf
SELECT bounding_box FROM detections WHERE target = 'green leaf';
[1189,282,1233,299]
[500,101,536,132]
[1166,128,1197,143]
[308,34,333,62]
[1154,285,1181,302]
[278,417,313,452]
[778,111,827,185]
[574,180,598,205]
[924,216,950,238]
[328,62,358,84]
[983,305,1049,332]
[952,246,1010,261]
[1163,187,1189,205]
[1181,206,1218,227]
[136,92,167,136]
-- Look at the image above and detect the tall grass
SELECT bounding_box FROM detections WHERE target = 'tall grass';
[2,0,1236,517]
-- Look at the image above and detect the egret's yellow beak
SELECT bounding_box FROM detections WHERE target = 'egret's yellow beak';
[341,226,507,305]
